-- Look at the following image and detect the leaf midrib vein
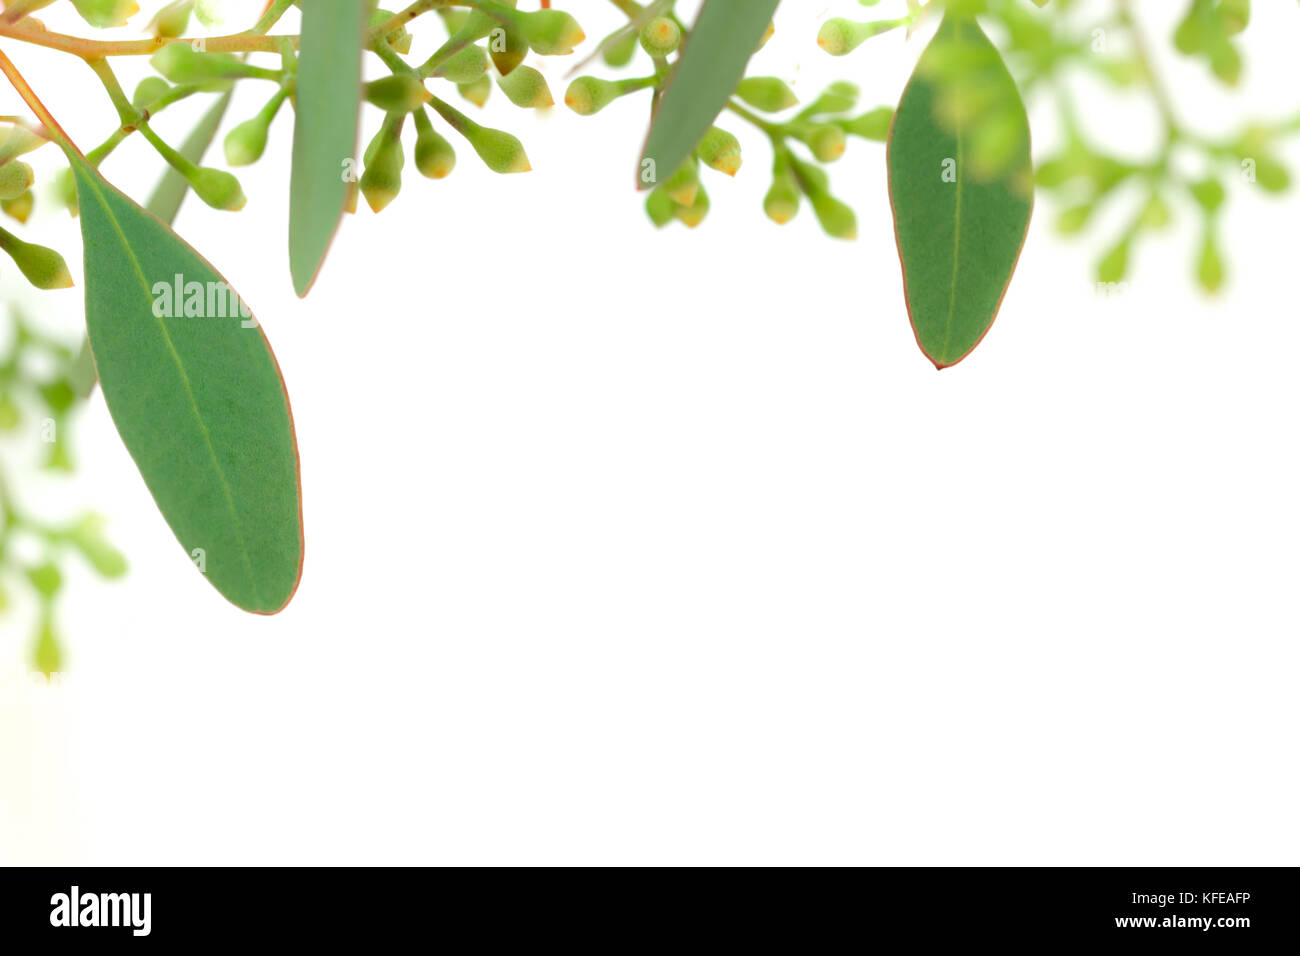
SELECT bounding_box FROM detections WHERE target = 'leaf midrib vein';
[79,167,265,610]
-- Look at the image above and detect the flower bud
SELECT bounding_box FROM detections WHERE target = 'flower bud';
[361,125,405,212]
[414,112,456,179]
[696,126,742,176]
[498,65,554,109]
[799,81,859,118]
[565,76,620,116]
[645,185,675,228]
[1096,237,1131,284]
[224,116,268,167]
[673,184,710,229]
[841,106,893,141]
[365,75,430,113]
[0,227,74,289]
[489,25,530,76]
[2,190,34,224]
[639,16,681,58]
[764,158,800,225]
[132,76,172,110]
[370,8,413,55]
[517,9,586,56]
[71,0,139,29]
[0,392,19,431]
[602,29,639,67]
[798,123,847,163]
[189,167,246,211]
[33,615,63,679]
[55,167,78,217]
[663,157,699,206]
[148,0,192,38]
[68,515,129,579]
[1196,232,1225,293]
[0,161,35,201]
[0,126,46,166]
[816,18,899,56]
[809,192,856,240]
[150,44,247,84]
[439,45,489,84]
[458,74,492,108]
[735,77,798,113]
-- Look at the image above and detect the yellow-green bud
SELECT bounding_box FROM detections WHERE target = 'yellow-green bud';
[370,8,413,55]
[1197,232,1225,293]
[764,160,800,225]
[498,65,554,109]
[0,228,74,289]
[55,167,78,217]
[132,76,172,111]
[841,106,893,141]
[673,184,710,229]
[466,125,530,174]
[603,28,639,68]
[816,18,898,56]
[0,126,45,166]
[458,74,492,108]
[0,161,34,201]
[0,392,19,431]
[639,16,681,58]
[645,186,675,228]
[696,127,742,177]
[809,192,856,240]
[799,123,847,163]
[565,76,620,116]
[224,116,268,167]
[365,75,430,113]
[517,9,586,56]
[414,114,456,179]
[1,189,33,224]
[67,515,128,579]
[489,25,530,76]
[150,44,247,84]
[71,0,139,29]
[148,0,191,38]
[735,77,798,113]
[663,158,699,206]
[361,126,405,213]
[190,167,246,211]
[439,45,489,84]
[33,616,62,679]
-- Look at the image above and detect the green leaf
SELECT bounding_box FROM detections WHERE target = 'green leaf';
[289,0,368,297]
[69,151,303,613]
[887,12,1033,368]
[638,0,779,190]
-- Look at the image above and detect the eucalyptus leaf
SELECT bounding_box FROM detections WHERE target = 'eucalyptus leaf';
[638,0,779,190]
[887,12,1033,368]
[289,0,368,296]
[70,152,303,614]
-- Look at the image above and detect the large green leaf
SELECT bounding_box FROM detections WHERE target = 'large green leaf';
[638,0,779,189]
[887,12,1033,368]
[71,153,303,614]
[288,0,368,296]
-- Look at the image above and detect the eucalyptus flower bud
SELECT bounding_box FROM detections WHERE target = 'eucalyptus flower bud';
[517,9,586,56]
[565,76,619,116]
[430,99,531,174]
[696,127,742,177]
[817,18,901,56]
[796,123,847,163]
[370,8,413,55]
[55,167,78,217]
[361,123,406,212]
[150,44,250,84]
[673,184,710,229]
[764,156,800,225]
[639,16,681,58]
[458,75,492,108]
[148,0,192,38]
[489,24,529,76]
[132,76,172,111]
[645,185,675,228]
[840,106,893,141]
[189,167,246,211]
[414,110,456,179]
[365,75,430,113]
[2,190,34,224]
[33,615,62,679]
[602,29,639,67]
[439,45,489,84]
[735,77,798,113]
[71,0,139,29]
[0,161,34,201]
[663,157,699,206]
[498,65,554,109]
[0,227,74,289]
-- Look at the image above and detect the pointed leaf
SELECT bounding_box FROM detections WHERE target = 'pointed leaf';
[71,153,303,613]
[638,0,779,189]
[289,0,367,296]
[887,12,1033,368]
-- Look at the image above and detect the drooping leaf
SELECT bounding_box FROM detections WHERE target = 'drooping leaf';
[638,0,779,190]
[70,151,303,613]
[887,12,1033,368]
[289,0,368,296]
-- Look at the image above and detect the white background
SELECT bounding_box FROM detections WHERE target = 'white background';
[2,0,1298,865]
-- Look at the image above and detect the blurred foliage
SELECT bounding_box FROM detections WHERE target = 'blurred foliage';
[0,309,126,677]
